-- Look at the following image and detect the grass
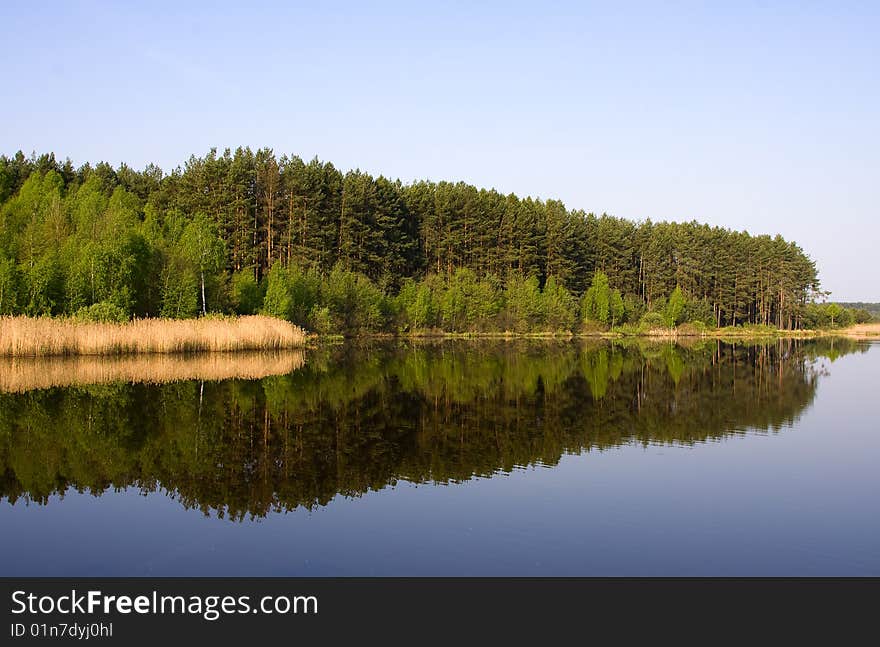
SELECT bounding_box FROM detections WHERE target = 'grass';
[0,350,305,393]
[0,315,307,357]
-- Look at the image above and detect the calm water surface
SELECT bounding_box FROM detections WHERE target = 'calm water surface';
[0,339,877,575]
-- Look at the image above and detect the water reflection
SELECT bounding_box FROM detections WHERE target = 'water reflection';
[0,338,867,520]
[0,350,305,392]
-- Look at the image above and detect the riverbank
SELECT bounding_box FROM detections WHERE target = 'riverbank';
[0,315,306,356]
[1,316,876,357]
[391,324,880,341]
[613,327,879,340]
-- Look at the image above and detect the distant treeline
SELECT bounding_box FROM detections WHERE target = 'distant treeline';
[836,302,880,320]
[804,302,876,329]
[0,149,827,333]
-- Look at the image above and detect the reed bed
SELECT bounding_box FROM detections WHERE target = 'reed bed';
[838,323,880,339]
[0,315,306,357]
[0,351,306,393]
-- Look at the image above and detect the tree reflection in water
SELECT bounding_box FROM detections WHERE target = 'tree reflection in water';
[0,338,866,520]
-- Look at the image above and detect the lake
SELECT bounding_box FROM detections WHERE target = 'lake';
[0,338,877,576]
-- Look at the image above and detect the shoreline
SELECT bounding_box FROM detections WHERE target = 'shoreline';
[368,324,880,342]
[1,316,877,357]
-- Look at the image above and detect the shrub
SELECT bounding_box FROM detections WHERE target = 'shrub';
[261,262,320,327]
[622,294,645,325]
[308,305,333,335]
[73,301,130,323]
[396,277,439,330]
[437,268,502,332]
[615,323,643,336]
[261,263,294,321]
[582,271,611,325]
[0,256,20,315]
[503,273,544,332]
[580,319,607,334]
[231,270,264,315]
[322,264,387,334]
[677,321,708,336]
[640,311,668,329]
[542,276,578,331]
[683,297,716,327]
[664,286,687,327]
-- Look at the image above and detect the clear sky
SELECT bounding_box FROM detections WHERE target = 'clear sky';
[2,1,877,300]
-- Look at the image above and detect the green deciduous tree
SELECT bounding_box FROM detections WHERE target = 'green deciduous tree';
[230,269,264,315]
[825,303,842,328]
[0,256,19,314]
[438,268,502,332]
[665,285,687,327]
[323,264,386,334]
[542,276,578,331]
[396,277,439,330]
[582,271,612,326]
[180,213,226,315]
[503,273,544,332]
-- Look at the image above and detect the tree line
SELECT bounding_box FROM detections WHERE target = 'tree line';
[833,302,879,323]
[0,149,838,332]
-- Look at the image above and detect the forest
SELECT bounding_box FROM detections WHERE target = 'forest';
[0,149,861,335]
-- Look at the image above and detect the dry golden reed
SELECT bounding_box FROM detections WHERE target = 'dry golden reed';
[0,351,305,393]
[839,323,880,338]
[0,315,306,357]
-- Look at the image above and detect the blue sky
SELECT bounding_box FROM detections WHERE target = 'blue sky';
[2,1,878,300]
